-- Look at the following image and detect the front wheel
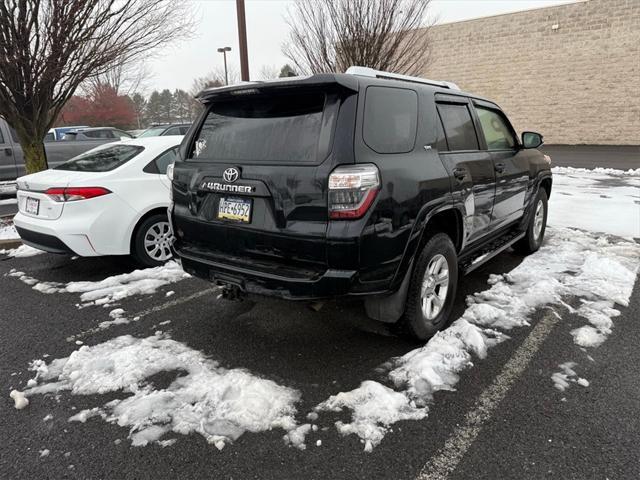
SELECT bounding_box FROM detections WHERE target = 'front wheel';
[131,214,174,268]
[401,233,458,341]
[513,188,548,255]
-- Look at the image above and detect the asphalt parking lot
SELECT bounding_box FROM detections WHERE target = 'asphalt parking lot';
[2,243,639,480]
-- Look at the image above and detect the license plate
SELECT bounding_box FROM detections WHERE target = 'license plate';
[217,197,251,223]
[25,197,40,215]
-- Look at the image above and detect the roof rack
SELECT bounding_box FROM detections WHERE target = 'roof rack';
[345,66,460,90]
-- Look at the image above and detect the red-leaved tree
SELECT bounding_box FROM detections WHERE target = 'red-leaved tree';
[58,85,136,129]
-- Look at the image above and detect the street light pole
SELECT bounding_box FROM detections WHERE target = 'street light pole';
[236,0,249,81]
[217,46,232,85]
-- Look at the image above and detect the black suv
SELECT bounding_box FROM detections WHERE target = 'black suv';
[169,67,552,340]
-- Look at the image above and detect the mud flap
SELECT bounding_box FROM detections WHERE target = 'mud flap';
[363,263,413,323]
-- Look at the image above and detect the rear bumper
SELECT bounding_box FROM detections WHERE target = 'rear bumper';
[13,212,98,256]
[15,226,73,254]
[176,247,357,300]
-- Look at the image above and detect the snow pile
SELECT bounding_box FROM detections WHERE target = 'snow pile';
[10,389,29,409]
[0,221,19,240]
[1,244,44,257]
[314,227,640,451]
[551,362,589,391]
[22,333,301,449]
[548,166,640,238]
[316,380,428,452]
[8,261,189,307]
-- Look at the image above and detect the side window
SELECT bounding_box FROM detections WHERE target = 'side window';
[164,127,181,136]
[144,147,178,174]
[475,107,516,150]
[0,127,5,144]
[437,103,479,151]
[363,86,418,154]
[44,132,55,142]
[179,126,189,135]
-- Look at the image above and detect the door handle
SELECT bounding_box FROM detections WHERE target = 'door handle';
[4,148,12,156]
[494,162,505,173]
[453,167,467,181]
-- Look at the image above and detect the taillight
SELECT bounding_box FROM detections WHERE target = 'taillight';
[45,187,111,202]
[328,164,380,219]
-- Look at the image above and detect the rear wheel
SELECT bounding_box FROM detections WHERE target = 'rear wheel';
[513,189,548,255]
[401,233,458,341]
[131,214,174,268]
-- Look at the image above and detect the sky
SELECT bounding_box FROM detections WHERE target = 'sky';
[146,0,578,93]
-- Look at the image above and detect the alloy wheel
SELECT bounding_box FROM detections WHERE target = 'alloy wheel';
[143,221,173,262]
[420,253,450,321]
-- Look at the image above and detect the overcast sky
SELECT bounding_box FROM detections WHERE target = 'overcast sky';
[146,0,576,93]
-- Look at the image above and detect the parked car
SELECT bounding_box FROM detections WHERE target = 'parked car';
[127,129,145,137]
[46,126,90,142]
[0,118,124,196]
[169,66,552,340]
[62,127,134,141]
[13,135,182,267]
[138,124,191,138]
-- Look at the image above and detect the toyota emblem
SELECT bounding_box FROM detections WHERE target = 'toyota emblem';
[223,167,240,183]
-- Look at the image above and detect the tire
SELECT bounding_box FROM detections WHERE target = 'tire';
[401,233,458,341]
[131,213,174,268]
[513,188,548,255]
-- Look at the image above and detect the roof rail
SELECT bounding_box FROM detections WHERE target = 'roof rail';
[345,66,460,90]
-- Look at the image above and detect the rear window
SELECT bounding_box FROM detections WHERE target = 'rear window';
[189,91,336,164]
[363,86,418,154]
[55,144,144,172]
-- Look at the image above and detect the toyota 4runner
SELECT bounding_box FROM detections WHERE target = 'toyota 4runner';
[169,66,552,340]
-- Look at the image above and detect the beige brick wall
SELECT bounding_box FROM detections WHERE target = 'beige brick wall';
[422,0,640,145]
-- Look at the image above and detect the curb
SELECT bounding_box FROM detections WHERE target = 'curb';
[0,238,22,250]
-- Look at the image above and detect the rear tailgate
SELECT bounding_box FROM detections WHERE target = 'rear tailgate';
[173,81,358,278]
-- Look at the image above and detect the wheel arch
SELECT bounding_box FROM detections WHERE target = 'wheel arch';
[365,204,463,324]
[127,205,170,254]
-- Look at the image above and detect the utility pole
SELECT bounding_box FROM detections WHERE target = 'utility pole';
[217,46,232,85]
[236,0,250,81]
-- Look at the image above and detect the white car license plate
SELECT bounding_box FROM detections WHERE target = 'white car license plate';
[25,197,40,215]
[217,197,251,223]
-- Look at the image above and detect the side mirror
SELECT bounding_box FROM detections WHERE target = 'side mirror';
[522,131,543,149]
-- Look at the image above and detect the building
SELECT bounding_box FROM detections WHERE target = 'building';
[423,0,639,149]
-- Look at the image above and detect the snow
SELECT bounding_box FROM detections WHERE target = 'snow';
[43,414,53,422]
[10,390,29,409]
[313,226,640,451]
[8,261,189,307]
[551,362,589,391]
[39,449,50,458]
[0,221,19,240]
[0,197,17,205]
[22,333,302,449]
[1,244,44,258]
[548,166,640,238]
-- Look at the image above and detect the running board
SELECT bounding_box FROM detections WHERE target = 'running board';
[461,230,525,275]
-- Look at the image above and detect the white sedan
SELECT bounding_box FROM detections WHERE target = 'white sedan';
[13,136,182,267]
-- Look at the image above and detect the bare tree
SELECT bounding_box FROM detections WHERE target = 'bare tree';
[283,0,433,76]
[258,64,280,81]
[0,0,195,173]
[84,58,151,97]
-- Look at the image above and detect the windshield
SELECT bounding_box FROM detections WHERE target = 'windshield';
[138,127,167,138]
[55,144,144,172]
[189,91,337,164]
